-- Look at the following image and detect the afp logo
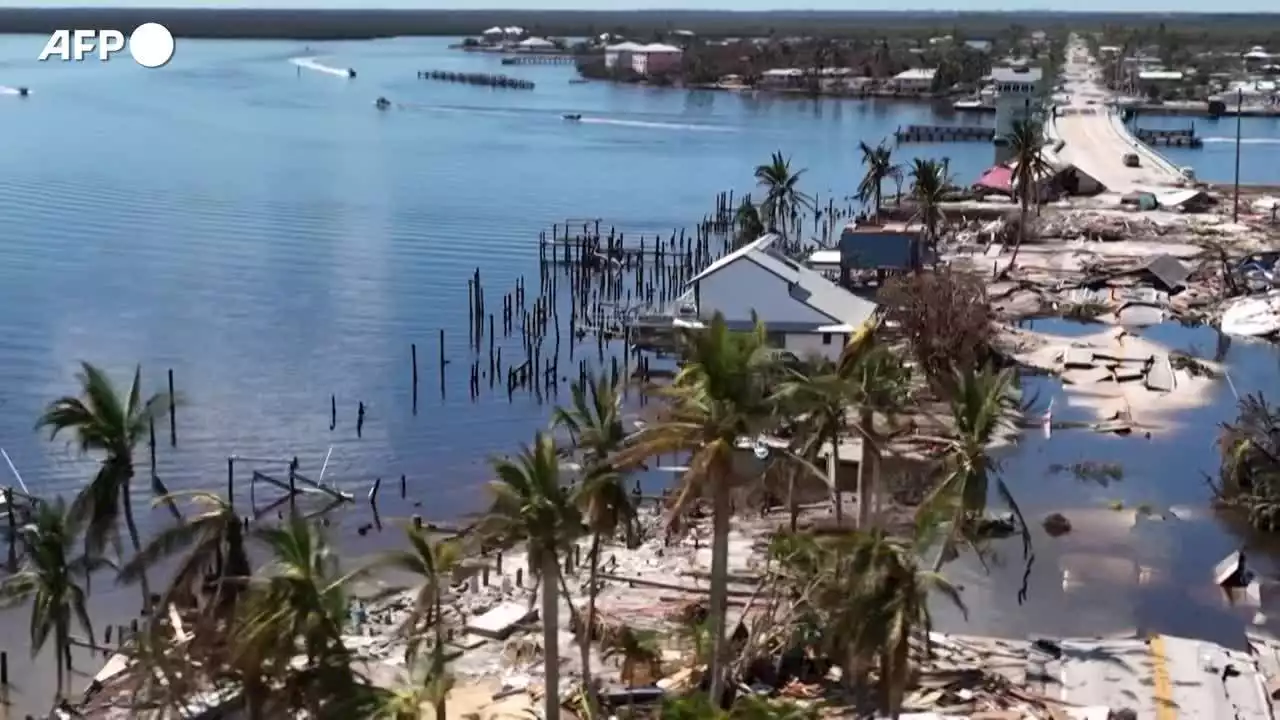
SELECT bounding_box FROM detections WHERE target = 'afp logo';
[38,23,175,68]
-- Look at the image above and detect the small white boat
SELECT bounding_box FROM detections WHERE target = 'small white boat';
[1221,291,1280,337]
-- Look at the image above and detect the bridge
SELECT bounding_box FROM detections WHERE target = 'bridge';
[1049,37,1186,195]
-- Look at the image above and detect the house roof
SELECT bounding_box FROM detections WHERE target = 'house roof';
[893,68,937,81]
[638,43,683,53]
[689,234,878,328]
[991,66,1043,84]
[606,41,646,52]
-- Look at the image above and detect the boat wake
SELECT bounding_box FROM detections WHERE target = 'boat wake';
[578,117,734,132]
[290,57,350,78]
[0,86,25,96]
[1201,137,1280,145]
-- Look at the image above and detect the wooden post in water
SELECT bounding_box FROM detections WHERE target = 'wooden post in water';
[227,457,235,511]
[438,329,447,398]
[330,394,336,431]
[5,489,15,572]
[167,369,177,447]
[148,416,157,476]
[411,343,419,416]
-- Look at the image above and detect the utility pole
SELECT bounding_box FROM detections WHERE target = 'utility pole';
[1233,88,1243,223]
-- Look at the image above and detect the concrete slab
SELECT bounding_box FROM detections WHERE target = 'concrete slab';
[465,601,537,640]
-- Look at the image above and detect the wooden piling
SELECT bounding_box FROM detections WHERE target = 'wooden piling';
[438,329,446,398]
[5,489,15,572]
[167,368,177,446]
[400,474,407,499]
[331,394,337,431]
[411,343,419,415]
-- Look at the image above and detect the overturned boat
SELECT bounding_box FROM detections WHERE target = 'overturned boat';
[374,96,391,109]
[562,113,582,121]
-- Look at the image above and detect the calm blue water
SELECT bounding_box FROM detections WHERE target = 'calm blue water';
[1,34,1279,711]
[0,35,999,528]
[1130,113,1280,184]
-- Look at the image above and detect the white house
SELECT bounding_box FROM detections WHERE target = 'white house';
[517,36,556,51]
[890,68,937,93]
[604,41,683,76]
[679,234,878,363]
[481,26,504,41]
[604,41,645,69]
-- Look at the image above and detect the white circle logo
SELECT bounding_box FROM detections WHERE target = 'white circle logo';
[129,23,174,68]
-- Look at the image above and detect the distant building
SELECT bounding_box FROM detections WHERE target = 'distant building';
[891,68,937,93]
[503,26,525,40]
[992,65,1043,140]
[964,39,994,53]
[833,223,925,278]
[481,26,504,43]
[605,42,683,76]
[516,37,557,52]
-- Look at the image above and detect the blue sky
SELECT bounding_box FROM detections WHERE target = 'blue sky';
[6,0,1278,11]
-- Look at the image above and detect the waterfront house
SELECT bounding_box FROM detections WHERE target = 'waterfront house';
[516,36,557,52]
[503,26,525,40]
[604,41,645,69]
[1245,46,1274,69]
[992,65,1043,140]
[964,39,994,53]
[680,234,878,363]
[1137,70,1185,98]
[481,26,504,44]
[890,68,937,94]
[759,68,805,89]
[631,43,684,76]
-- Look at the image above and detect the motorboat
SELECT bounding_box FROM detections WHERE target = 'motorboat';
[374,96,391,109]
[562,113,582,121]
[1221,290,1280,338]
[347,68,357,78]
[17,87,28,97]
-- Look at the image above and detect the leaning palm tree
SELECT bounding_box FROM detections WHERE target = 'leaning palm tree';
[372,529,469,719]
[1005,118,1051,269]
[476,432,583,720]
[616,312,778,702]
[923,364,1032,585]
[754,151,814,244]
[553,373,635,715]
[119,491,250,619]
[856,140,900,218]
[907,158,950,270]
[37,362,173,607]
[0,497,99,702]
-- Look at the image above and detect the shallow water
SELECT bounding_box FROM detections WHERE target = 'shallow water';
[931,319,1280,647]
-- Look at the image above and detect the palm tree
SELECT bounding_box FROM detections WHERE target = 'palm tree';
[1005,118,1051,269]
[477,432,583,720]
[234,515,369,717]
[0,497,99,702]
[37,362,173,608]
[370,664,454,720]
[837,324,911,529]
[552,373,635,714]
[734,197,766,249]
[754,151,813,244]
[372,529,469,719]
[841,515,965,715]
[923,364,1032,581]
[856,141,901,218]
[616,313,778,702]
[907,158,950,270]
[773,358,857,527]
[119,491,250,619]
